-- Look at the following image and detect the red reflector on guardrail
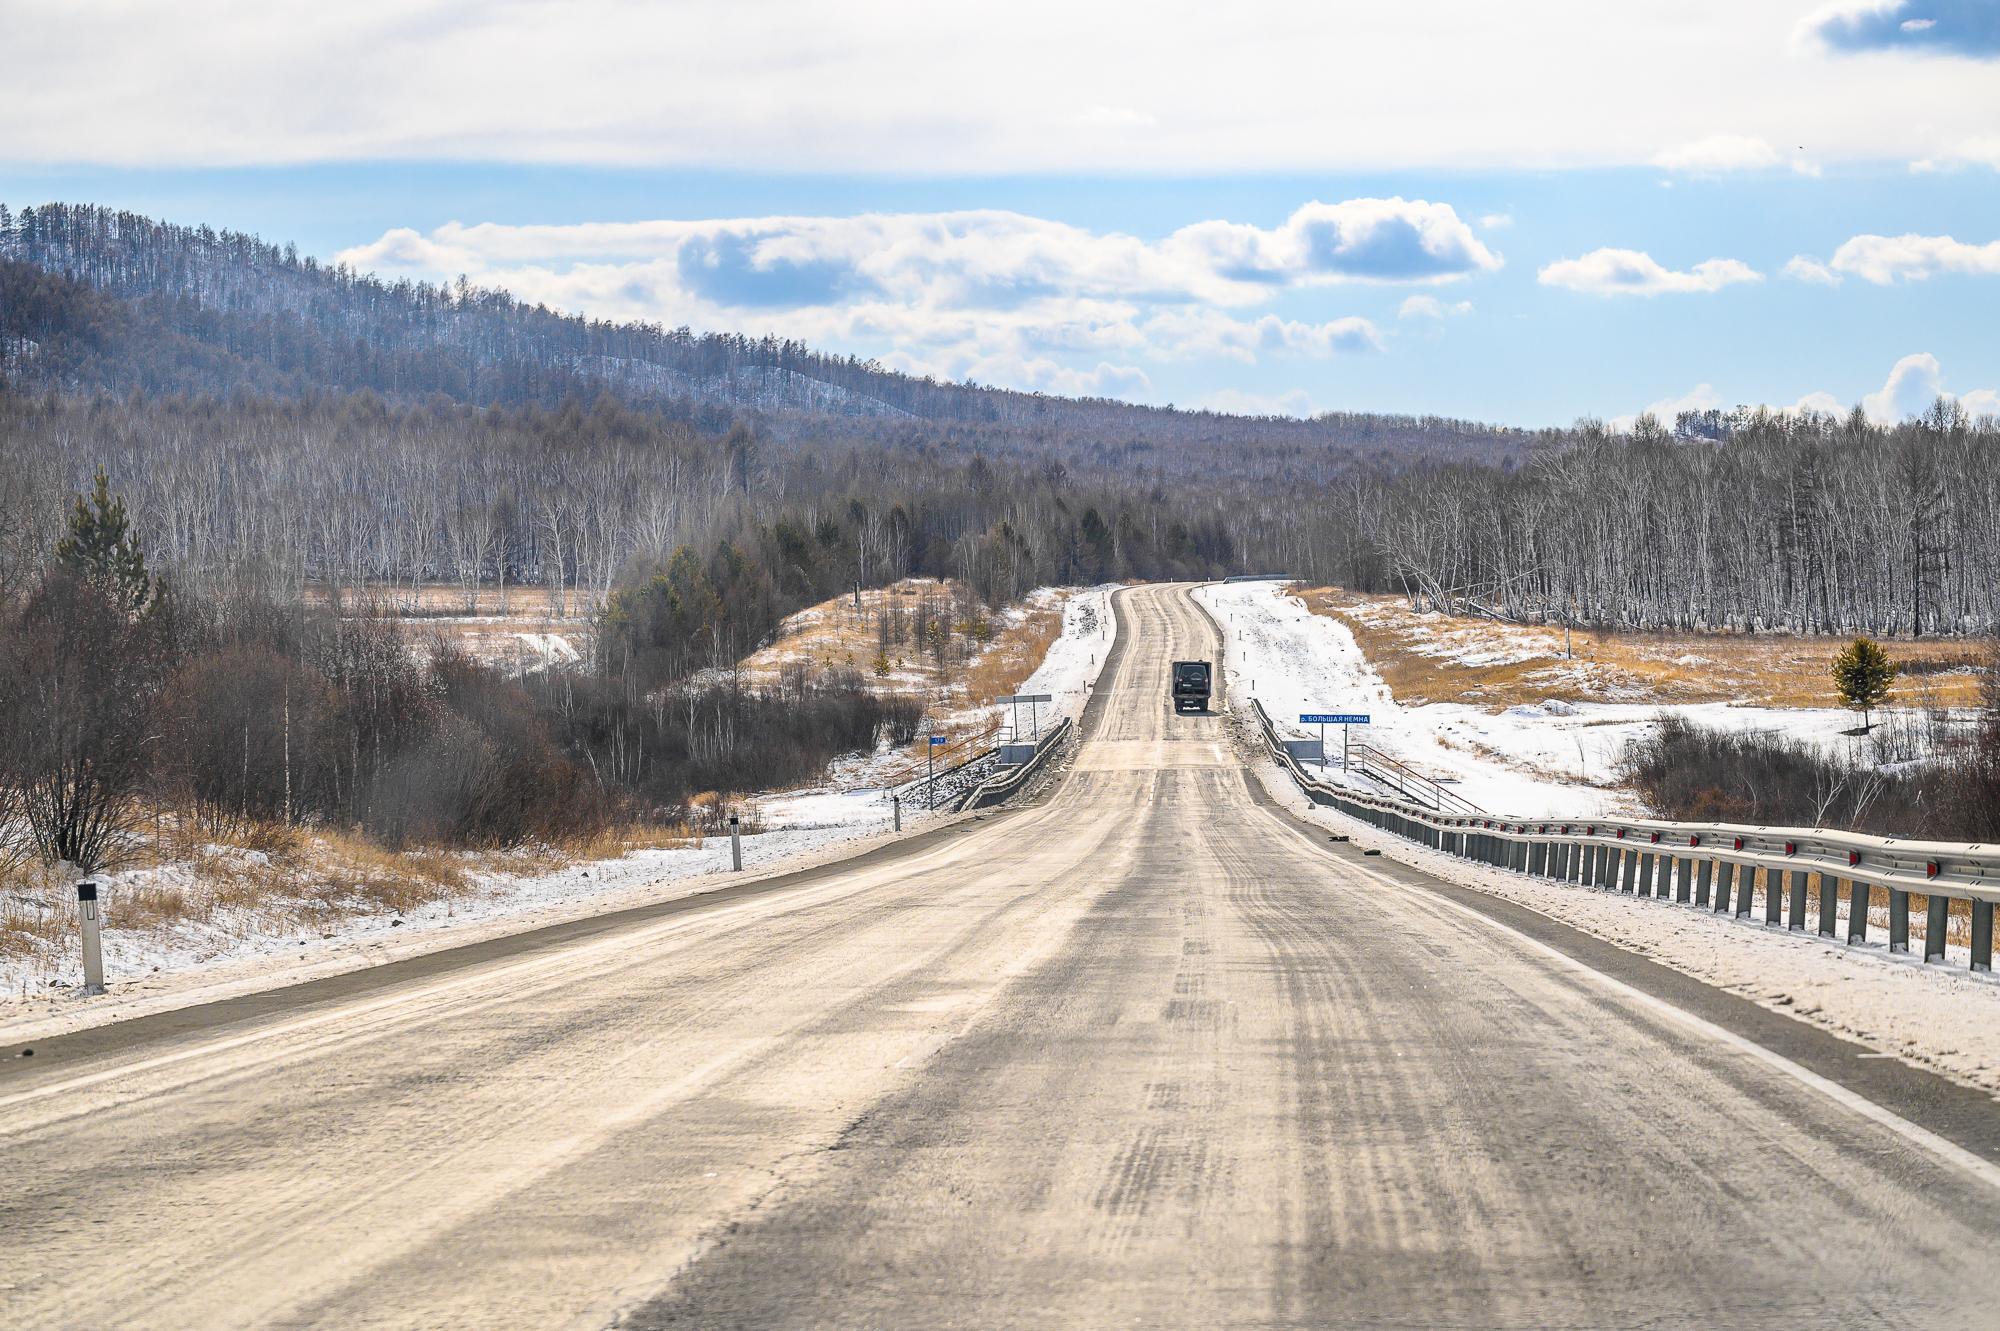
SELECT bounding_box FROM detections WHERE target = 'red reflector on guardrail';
[1848,850,1861,867]
[1733,837,1745,851]
[1926,861,1941,879]
[1649,832,1661,843]
[1688,835,1700,847]
[1784,841,1797,856]
[1617,829,1627,839]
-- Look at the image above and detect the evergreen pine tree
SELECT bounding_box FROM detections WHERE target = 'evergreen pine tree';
[54,466,152,615]
[1831,636,1895,731]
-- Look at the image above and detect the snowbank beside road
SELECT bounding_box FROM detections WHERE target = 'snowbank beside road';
[1197,581,1864,819]
[1001,583,1117,732]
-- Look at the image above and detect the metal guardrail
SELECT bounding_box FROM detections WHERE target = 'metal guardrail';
[957,718,1074,812]
[1342,740,1485,815]
[1250,699,2000,972]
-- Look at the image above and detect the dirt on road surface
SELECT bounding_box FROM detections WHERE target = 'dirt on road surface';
[5,584,1998,1329]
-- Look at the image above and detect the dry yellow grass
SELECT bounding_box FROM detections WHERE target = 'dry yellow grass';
[1298,587,1992,711]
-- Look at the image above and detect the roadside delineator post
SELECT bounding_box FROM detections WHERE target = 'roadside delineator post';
[893,794,902,832]
[729,814,742,872]
[77,881,106,996]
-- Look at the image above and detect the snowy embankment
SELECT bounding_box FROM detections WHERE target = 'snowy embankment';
[1205,579,2000,1092]
[1195,581,1862,819]
[984,583,1117,734]
[1,584,1118,1040]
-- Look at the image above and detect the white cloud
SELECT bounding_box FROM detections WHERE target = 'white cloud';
[1653,134,1783,173]
[1611,354,1998,433]
[962,356,1152,398]
[1398,295,1473,319]
[1538,248,1764,296]
[1611,383,1842,433]
[1782,255,1842,285]
[1809,232,2000,283]
[1910,137,2000,171]
[10,2,2000,171]
[1478,213,1513,230]
[335,202,1434,397]
[1139,309,1382,361]
[1609,383,1722,433]
[1863,352,1946,422]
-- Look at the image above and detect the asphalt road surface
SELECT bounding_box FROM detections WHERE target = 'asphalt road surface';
[5,583,1998,1329]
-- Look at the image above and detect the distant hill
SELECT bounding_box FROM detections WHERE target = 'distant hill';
[0,202,1535,479]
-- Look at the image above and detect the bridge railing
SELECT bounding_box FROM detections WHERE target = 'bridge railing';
[957,718,1074,812]
[1248,699,2000,972]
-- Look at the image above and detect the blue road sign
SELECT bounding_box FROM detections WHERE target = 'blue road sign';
[929,735,949,746]
[1301,713,1370,725]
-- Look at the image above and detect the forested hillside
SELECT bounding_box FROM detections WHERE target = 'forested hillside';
[0,202,1528,480]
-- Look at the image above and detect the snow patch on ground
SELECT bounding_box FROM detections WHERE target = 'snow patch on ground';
[1197,581,1868,819]
[0,584,1118,1042]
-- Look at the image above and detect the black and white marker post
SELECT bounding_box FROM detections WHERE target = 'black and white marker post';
[729,813,742,872]
[76,881,106,995]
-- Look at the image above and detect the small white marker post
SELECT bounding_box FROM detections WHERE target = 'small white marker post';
[77,881,106,996]
[729,814,742,872]
[892,794,902,832]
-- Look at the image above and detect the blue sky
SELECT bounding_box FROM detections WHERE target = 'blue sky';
[5,1,1999,427]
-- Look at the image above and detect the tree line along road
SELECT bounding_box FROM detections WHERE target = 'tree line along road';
[3,582,1997,1329]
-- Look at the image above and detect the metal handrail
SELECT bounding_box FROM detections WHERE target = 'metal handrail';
[957,718,1075,811]
[1249,699,1998,970]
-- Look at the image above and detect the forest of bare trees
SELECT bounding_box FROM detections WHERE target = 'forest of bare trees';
[1350,406,2000,637]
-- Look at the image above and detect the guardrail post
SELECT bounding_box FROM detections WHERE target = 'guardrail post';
[1636,851,1654,897]
[1890,890,1910,952]
[1973,902,1993,973]
[1694,858,1712,907]
[1764,869,1783,925]
[1847,880,1869,943]
[1599,845,1615,890]
[1619,848,1638,894]
[1817,874,1839,937]
[1787,870,1808,931]
[1712,860,1732,912]
[1924,895,1948,962]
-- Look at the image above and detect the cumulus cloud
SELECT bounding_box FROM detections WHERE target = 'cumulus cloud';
[1611,354,1999,433]
[1398,295,1473,319]
[1609,383,1723,433]
[1782,255,1843,285]
[1798,232,2000,283]
[1803,2,2000,58]
[1537,249,1763,296]
[1478,213,1513,230]
[1139,309,1383,361]
[1856,352,2000,422]
[337,202,1438,398]
[1165,198,1501,287]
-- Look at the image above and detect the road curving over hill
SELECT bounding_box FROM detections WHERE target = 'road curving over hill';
[4,583,1998,1329]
